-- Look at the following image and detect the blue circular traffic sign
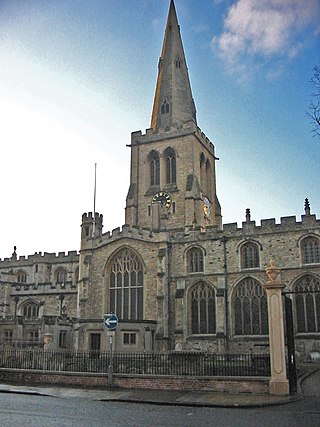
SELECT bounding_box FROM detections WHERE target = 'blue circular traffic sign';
[103,313,118,330]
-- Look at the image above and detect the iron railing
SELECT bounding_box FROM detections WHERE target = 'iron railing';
[0,349,271,377]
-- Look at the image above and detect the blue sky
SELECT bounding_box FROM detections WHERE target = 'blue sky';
[0,0,319,258]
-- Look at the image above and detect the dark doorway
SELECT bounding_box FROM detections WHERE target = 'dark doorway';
[90,333,101,352]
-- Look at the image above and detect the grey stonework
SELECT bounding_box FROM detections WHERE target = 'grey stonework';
[0,1,319,361]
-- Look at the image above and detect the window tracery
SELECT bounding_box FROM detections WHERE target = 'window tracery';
[233,278,268,335]
[190,282,216,334]
[187,247,204,273]
[109,249,144,320]
[240,242,260,269]
[294,275,320,333]
[164,147,176,184]
[301,237,320,264]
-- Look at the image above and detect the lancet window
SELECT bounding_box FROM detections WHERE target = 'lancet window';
[160,99,170,114]
[165,147,176,184]
[149,151,160,186]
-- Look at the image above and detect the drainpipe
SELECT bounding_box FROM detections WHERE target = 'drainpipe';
[221,236,229,352]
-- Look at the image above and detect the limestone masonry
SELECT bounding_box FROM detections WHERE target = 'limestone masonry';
[0,1,319,362]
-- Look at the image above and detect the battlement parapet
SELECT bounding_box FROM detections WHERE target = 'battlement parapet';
[195,126,215,153]
[82,212,103,222]
[222,214,320,236]
[171,213,320,242]
[260,219,276,227]
[0,250,79,266]
[130,122,214,153]
[90,224,158,247]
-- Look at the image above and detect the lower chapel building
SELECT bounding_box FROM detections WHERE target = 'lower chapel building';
[1,1,320,361]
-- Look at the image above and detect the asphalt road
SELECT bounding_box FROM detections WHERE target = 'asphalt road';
[0,393,320,427]
[301,369,320,396]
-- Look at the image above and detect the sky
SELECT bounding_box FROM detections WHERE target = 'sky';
[0,0,319,259]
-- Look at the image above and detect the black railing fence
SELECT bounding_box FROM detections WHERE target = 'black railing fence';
[0,349,271,377]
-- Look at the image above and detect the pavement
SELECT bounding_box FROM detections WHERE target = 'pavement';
[0,367,319,408]
[0,381,301,408]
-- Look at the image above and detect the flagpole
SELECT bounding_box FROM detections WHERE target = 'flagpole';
[93,163,97,238]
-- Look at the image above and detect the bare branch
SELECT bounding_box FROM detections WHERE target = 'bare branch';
[308,65,320,138]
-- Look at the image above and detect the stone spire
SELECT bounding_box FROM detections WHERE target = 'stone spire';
[150,0,197,130]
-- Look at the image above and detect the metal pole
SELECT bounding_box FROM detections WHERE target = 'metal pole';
[108,334,113,386]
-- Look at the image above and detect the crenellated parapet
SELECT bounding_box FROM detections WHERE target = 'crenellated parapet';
[80,223,169,252]
[171,213,320,243]
[131,122,215,154]
[0,250,79,266]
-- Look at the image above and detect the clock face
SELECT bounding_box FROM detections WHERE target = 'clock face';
[152,192,171,209]
[203,196,211,219]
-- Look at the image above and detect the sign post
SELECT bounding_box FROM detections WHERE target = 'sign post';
[103,314,118,386]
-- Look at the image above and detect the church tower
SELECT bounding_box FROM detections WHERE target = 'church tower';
[125,0,221,231]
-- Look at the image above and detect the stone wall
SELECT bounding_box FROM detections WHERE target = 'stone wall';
[0,368,269,393]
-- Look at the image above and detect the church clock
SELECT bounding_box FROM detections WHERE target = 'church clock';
[152,192,172,209]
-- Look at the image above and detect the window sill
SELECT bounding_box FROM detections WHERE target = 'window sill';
[231,335,269,340]
[186,334,217,340]
[295,333,320,338]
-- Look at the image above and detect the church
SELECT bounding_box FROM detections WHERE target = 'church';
[0,0,319,362]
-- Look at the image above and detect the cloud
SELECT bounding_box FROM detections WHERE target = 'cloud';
[212,0,320,77]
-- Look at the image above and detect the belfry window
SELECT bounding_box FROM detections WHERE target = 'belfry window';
[233,278,268,336]
[161,99,170,114]
[294,275,320,333]
[109,248,144,321]
[149,152,160,186]
[301,237,320,264]
[240,242,260,269]
[187,247,204,273]
[175,57,181,68]
[164,148,176,184]
[190,282,216,334]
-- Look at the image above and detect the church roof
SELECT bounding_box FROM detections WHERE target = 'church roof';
[150,0,197,130]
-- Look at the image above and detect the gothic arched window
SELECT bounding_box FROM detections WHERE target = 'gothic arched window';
[164,147,176,184]
[294,275,320,333]
[205,159,212,201]
[160,99,170,114]
[200,153,206,194]
[56,269,67,284]
[301,237,320,264]
[190,282,216,334]
[16,271,27,283]
[233,278,268,336]
[240,242,260,269]
[23,302,39,319]
[109,248,144,321]
[149,151,160,186]
[187,247,204,273]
